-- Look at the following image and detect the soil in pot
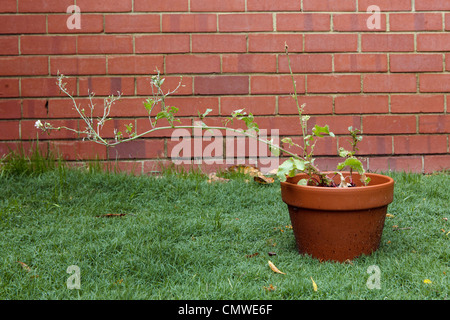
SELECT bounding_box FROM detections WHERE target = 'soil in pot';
[280,172,395,262]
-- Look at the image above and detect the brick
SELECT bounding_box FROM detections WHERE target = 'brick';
[21,35,77,55]
[419,74,450,92]
[0,57,48,76]
[306,116,361,135]
[164,97,220,117]
[81,97,139,118]
[0,79,20,98]
[446,14,450,31]
[134,0,189,12]
[77,35,133,54]
[305,34,358,52]
[394,135,447,155]
[107,55,164,75]
[333,13,386,32]
[50,141,108,161]
[136,76,192,96]
[195,76,249,95]
[391,95,444,113]
[390,54,443,73]
[362,34,415,52]
[277,13,330,32]
[47,98,88,118]
[419,115,450,133]
[358,0,412,11]
[369,156,422,173]
[0,142,48,158]
[48,14,104,34]
[303,0,356,12]
[0,121,20,140]
[279,54,332,73]
[0,15,46,34]
[18,0,74,12]
[415,0,450,11]
[0,36,18,55]
[307,75,361,93]
[21,78,77,98]
[424,155,450,173]
[0,0,16,12]
[390,13,442,31]
[219,13,273,32]
[249,34,303,53]
[76,0,133,12]
[78,77,135,96]
[23,98,51,119]
[0,100,21,119]
[135,35,190,54]
[247,0,301,11]
[222,54,277,73]
[221,96,276,116]
[446,54,450,71]
[105,14,160,33]
[278,96,333,115]
[190,0,245,12]
[108,140,165,160]
[192,34,247,53]
[363,115,417,134]
[334,54,388,72]
[335,95,389,114]
[166,55,221,74]
[254,116,306,135]
[162,14,217,33]
[50,56,107,76]
[22,119,79,140]
[251,75,305,95]
[417,34,450,52]
[339,135,392,155]
[363,74,417,93]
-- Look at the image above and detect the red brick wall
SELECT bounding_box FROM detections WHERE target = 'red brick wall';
[1,0,449,174]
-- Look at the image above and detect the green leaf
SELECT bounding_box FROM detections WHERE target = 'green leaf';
[312,124,334,138]
[269,140,280,157]
[143,99,155,113]
[281,137,293,146]
[297,179,308,186]
[277,159,294,182]
[292,158,306,171]
[338,147,354,158]
[198,108,213,119]
[337,157,364,174]
[276,157,307,181]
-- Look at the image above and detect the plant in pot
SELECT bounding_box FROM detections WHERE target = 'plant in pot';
[35,46,394,263]
[273,46,395,262]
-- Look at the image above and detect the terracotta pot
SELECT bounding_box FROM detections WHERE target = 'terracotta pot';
[280,172,394,262]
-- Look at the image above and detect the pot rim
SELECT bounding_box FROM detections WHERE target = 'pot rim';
[281,171,394,190]
[280,172,395,211]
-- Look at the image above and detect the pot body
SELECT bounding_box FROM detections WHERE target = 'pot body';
[280,172,394,262]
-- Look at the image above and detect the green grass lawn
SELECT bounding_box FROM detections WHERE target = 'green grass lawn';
[0,162,448,300]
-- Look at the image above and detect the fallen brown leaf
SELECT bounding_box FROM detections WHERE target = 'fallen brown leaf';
[268,260,286,275]
[254,172,274,184]
[263,284,276,291]
[17,261,31,272]
[207,172,229,183]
